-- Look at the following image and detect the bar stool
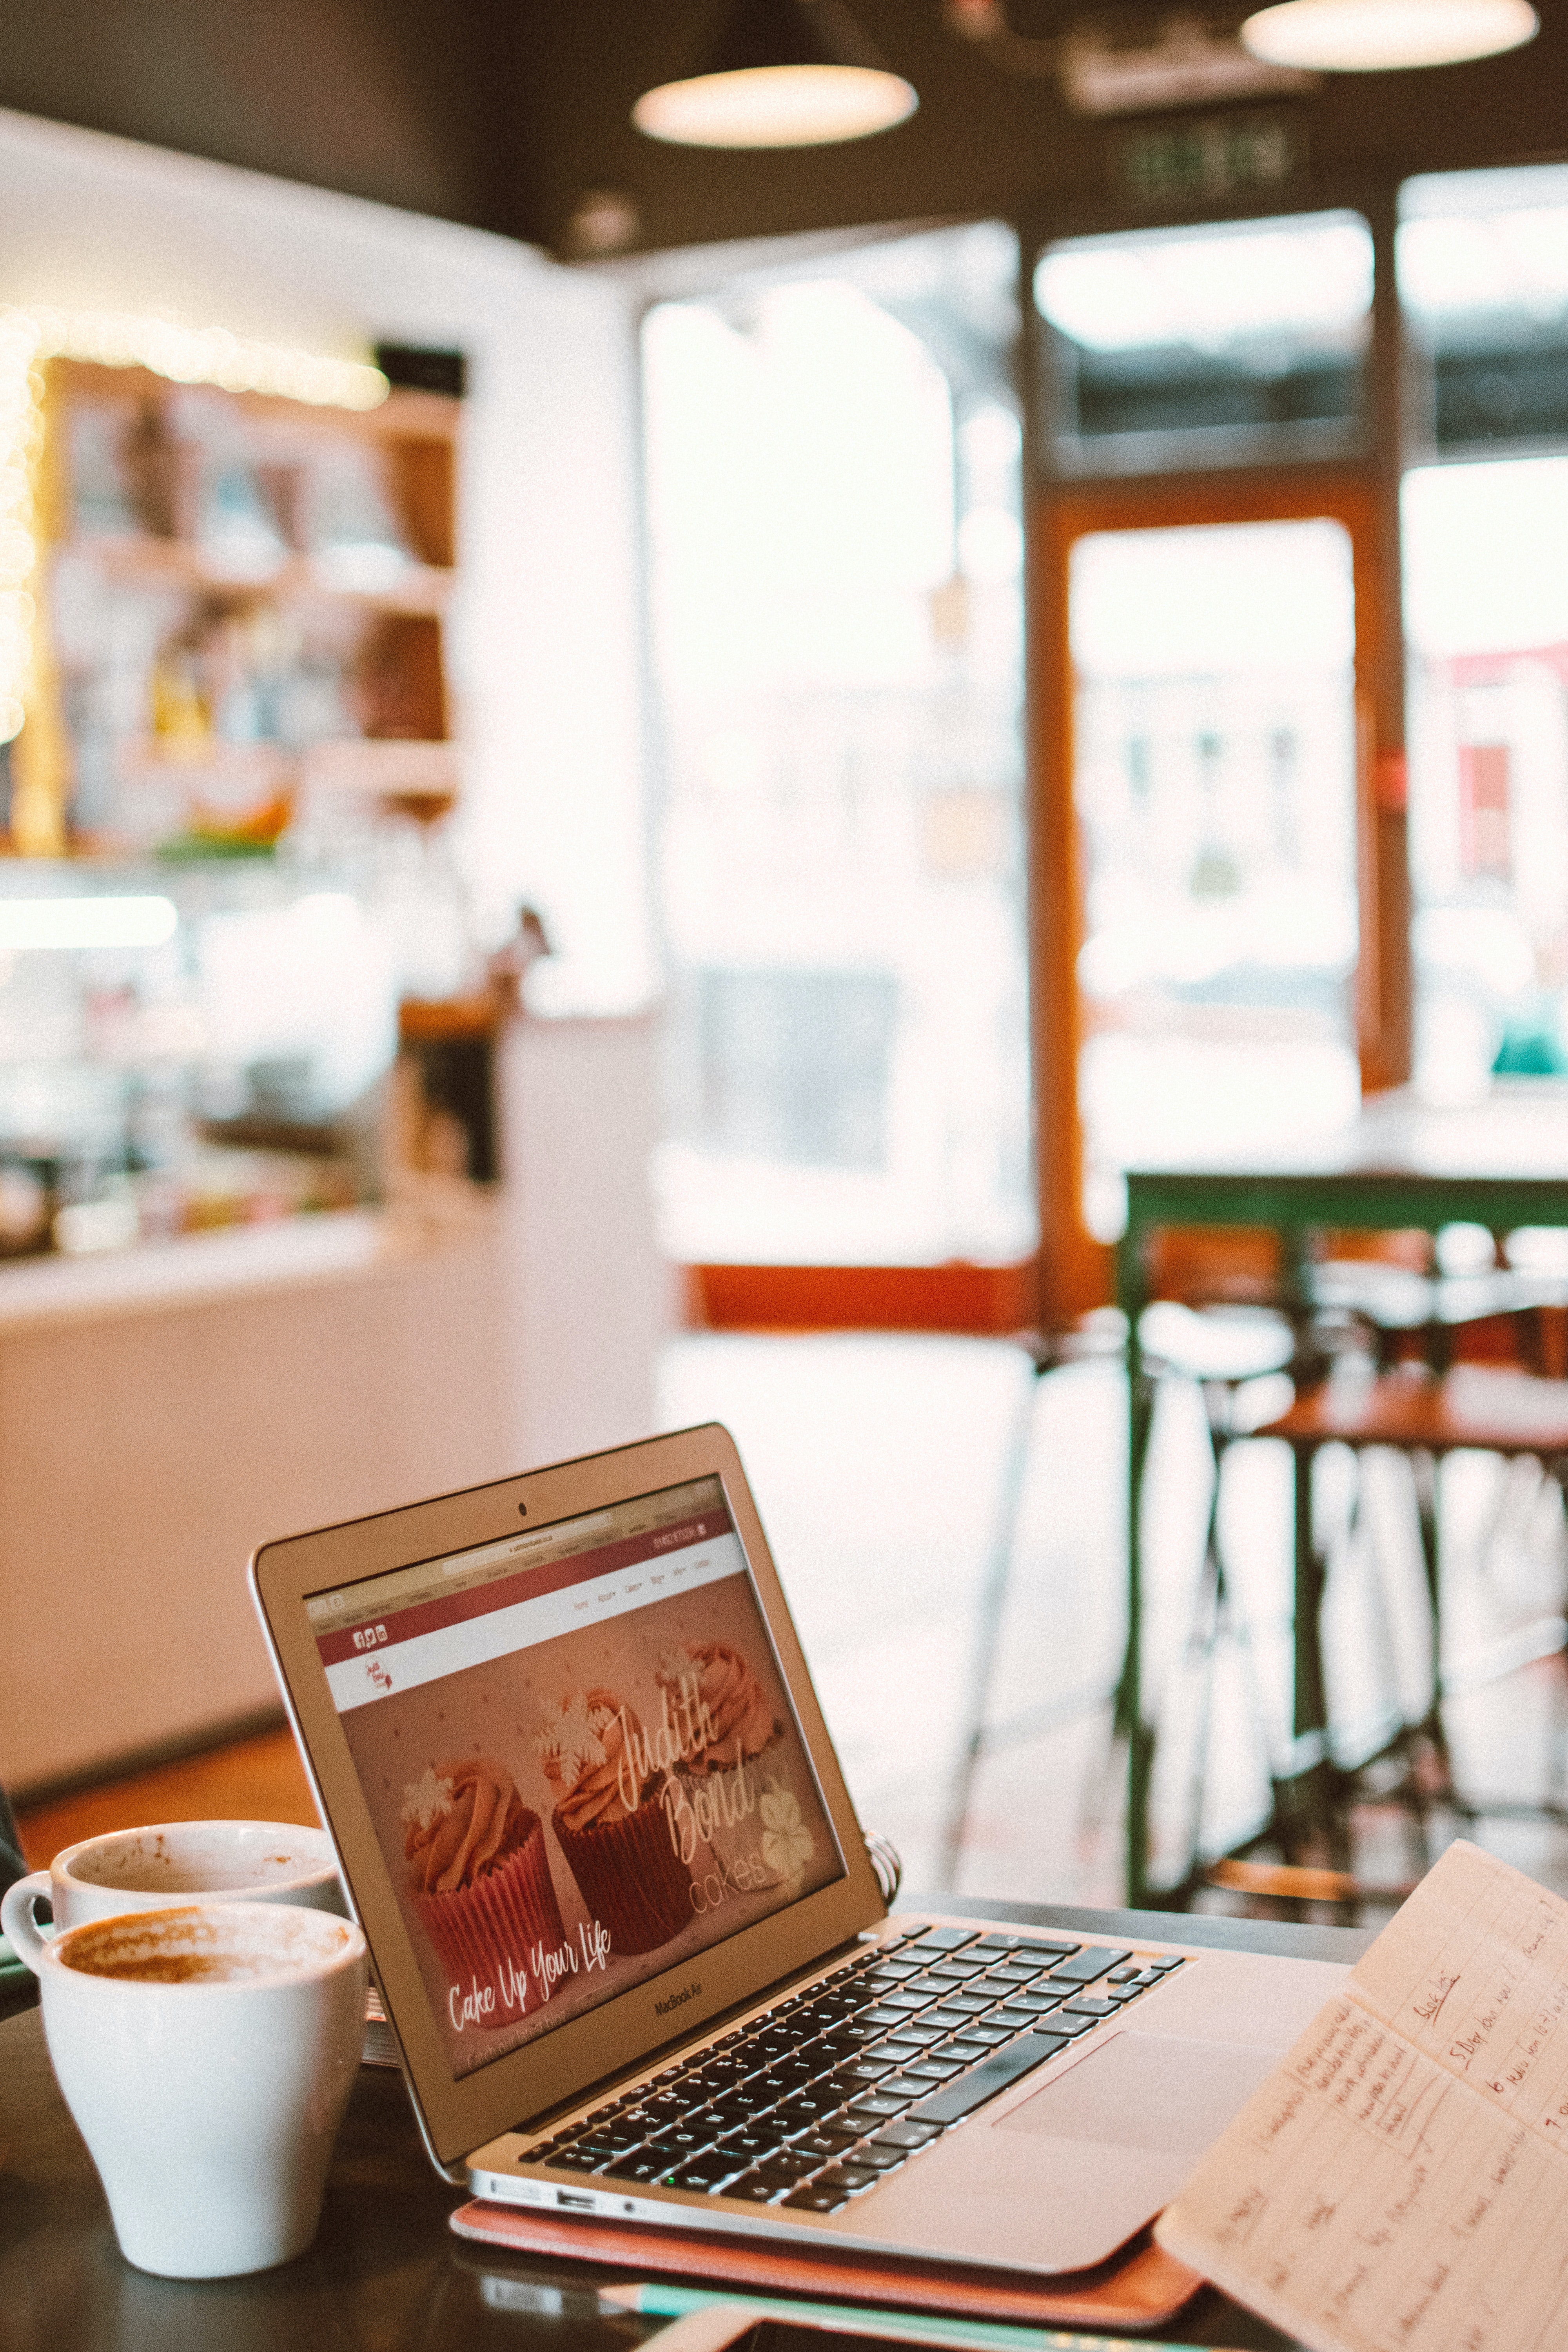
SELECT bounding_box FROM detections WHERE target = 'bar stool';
[1134,1299,1375,1897]
[1247,1361,1568,1895]
[939,1298,1312,1894]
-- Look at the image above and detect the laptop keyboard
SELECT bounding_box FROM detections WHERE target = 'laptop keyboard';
[524,1920,1185,2215]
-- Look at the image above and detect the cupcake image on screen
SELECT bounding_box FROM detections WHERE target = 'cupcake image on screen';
[655,1641,780,1777]
[536,1689,695,1955]
[403,1757,566,2014]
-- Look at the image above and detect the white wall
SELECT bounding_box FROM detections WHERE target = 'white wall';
[0,105,653,1004]
[496,1015,668,1473]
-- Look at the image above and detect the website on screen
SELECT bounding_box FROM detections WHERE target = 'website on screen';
[308,1478,844,2078]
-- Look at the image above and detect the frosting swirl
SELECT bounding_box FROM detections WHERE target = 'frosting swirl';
[537,1688,650,1831]
[403,1756,528,1894]
[657,1642,777,1775]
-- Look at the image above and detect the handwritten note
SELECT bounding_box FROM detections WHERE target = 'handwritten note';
[1156,1842,1568,2352]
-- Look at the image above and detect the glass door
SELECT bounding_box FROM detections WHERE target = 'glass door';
[1075,513,1361,1236]
[1036,480,1385,1311]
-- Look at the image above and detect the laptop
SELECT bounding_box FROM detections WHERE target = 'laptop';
[250,1420,1348,2278]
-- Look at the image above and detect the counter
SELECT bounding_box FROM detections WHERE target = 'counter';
[0,1012,668,1796]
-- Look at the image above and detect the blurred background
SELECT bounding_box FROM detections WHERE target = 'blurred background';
[5,0,1568,1932]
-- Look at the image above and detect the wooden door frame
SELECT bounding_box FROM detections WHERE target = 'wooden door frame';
[687,1259,1039,1334]
[1029,470,1408,1322]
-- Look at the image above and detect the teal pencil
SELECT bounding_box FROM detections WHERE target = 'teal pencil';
[597,2280,1205,2352]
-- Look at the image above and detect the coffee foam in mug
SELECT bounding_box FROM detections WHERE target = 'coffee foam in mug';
[62,1904,358,1985]
[40,1896,367,2278]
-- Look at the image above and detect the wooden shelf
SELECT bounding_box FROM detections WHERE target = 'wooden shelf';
[113,735,458,798]
[22,355,463,849]
[115,737,294,793]
[62,534,457,615]
[302,738,458,795]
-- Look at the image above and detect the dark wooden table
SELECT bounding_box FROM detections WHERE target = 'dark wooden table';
[1116,1078,1568,1905]
[0,1897,1362,2352]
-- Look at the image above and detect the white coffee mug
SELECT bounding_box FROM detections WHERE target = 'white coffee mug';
[2,1818,344,1973]
[38,1900,368,2277]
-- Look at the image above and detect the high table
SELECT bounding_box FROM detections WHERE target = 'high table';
[0,1896,1365,2352]
[1116,1079,1568,1906]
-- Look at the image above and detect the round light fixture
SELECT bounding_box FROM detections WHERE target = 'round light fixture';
[633,0,916,149]
[633,62,916,147]
[1240,0,1538,71]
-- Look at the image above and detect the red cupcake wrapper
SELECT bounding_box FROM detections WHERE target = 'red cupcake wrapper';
[415,1812,568,2018]
[552,1786,694,1956]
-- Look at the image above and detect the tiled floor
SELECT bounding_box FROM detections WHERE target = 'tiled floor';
[22,1332,1568,1927]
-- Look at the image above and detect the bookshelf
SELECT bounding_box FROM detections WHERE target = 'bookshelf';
[17,358,461,853]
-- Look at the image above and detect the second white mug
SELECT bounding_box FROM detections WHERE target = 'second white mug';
[1,1818,344,1973]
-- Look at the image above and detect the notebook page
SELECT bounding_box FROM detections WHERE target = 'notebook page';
[1155,1844,1568,2352]
[1349,1840,1568,2137]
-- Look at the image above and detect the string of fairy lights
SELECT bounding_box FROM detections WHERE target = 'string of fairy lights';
[0,309,388,759]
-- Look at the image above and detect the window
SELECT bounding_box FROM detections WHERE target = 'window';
[1401,168,1568,1095]
[1070,514,1362,1238]
[1035,210,1374,477]
[643,225,1033,1268]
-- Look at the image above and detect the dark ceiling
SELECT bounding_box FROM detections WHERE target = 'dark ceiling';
[0,1,1562,258]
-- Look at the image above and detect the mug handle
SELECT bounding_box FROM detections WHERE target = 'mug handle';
[1,1871,54,1973]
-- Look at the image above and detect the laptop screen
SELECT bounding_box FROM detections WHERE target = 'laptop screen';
[306,1476,847,2080]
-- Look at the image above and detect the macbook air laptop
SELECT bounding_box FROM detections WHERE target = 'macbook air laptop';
[250,1421,1348,2278]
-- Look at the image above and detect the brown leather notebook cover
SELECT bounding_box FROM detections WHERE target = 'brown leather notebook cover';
[448,2202,1201,2332]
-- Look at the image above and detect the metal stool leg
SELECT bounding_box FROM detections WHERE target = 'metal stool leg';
[1167,1424,1229,1893]
[1120,1343,1160,1906]
[1270,1435,1338,1854]
[939,1348,1048,1885]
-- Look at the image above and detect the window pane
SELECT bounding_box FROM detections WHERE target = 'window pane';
[1035,211,1373,475]
[1404,455,1568,1094]
[1399,166,1568,1095]
[1401,167,1568,457]
[1072,519,1361,1237]
[643,225,1033,1265]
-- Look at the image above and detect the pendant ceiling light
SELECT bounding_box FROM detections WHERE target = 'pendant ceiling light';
[1240,0,1537,71]
[632,0,918,148]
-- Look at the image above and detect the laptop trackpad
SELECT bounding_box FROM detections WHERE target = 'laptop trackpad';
[856,2026,1276,2274]
[993,2028,1276,2160]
